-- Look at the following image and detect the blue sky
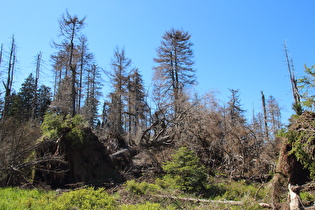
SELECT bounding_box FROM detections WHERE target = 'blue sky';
[1,0,315,124]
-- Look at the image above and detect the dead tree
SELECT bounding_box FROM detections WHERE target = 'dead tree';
[2,35,16,119]
[31,52,42,119]
[261,91,269,143]
[54,11,85,117]
[0,43,3,67]
[284,42,301,115]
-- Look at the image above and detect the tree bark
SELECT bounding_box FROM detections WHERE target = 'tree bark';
[3,35,16,119]
[261,91,269,142]
[288,184,302,210]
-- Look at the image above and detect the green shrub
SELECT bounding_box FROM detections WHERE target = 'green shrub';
[161,147,208,193]
[120,202,162,210]
[0,187,116,210]
[215,181,267,202]
[155,177,173,190]
[125,180,160,195]
[0,187,56,209]
[300,192,315,205]
[204,182,226,198]
[241,194,264,210]
[52,187,116,210]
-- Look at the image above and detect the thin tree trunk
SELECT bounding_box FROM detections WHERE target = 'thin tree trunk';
[261,91,269,143]
[3,36,16,119]
[69,24,76,117]
[32,52,41,119]
[284,42,301,114]
[78,39,85,114]
[0,44,3,67]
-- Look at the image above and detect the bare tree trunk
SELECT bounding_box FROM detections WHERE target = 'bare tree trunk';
[32,52,42,119]
[127,76,133,137]
[3,35,16,119]
[261,91,269,143]
[69,31,76,117]
[65,13,81,117]
[284,42,301,114]
[78,37,86,114]
[0,44,3,67]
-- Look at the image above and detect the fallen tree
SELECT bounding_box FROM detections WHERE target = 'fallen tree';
[272,112,315,209]
[152,194,272,208]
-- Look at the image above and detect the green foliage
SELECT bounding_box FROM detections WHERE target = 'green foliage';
[8,74,36,120]
[41,113,87,147]
[125,180,160,195]
[0,187,55,209]
[155,177,174,190]
[161,147,208,193]
[216,181,265,201]
[284,128,315,179]
[204,182,227,198]
[120,202,165,210]
[300,191,315,205]
[298,65,315,111]
[240,194,265,210]
[0,187,116,210]
[65,115,87,146]
[41,113,64,139]
[293,102,303,116]
[121,202,176,210]
[0,180,270,210]
[37,85,52,120]
[278,112,315,179]
[53,187,116,210]
[7,74,51,121]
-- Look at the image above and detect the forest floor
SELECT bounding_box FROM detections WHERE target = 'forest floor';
[0,176,296,210]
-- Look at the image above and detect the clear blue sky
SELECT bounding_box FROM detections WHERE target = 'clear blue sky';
[1,0,315,124]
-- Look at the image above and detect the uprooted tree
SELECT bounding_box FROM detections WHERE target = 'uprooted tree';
[272,111,315,209]
[269,60,315,208]
[35,113,122,188]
